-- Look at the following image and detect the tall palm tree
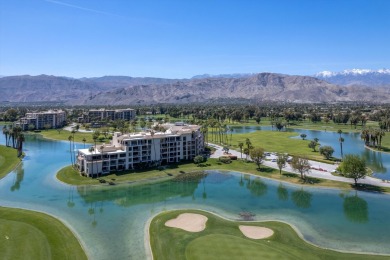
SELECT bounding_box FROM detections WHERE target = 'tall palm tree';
[238,142,244,159]
[2,126,9,147]
[150,130,157,166]
[338,130,344,159]
[88,146,95,177]
[71,129,76,167]
[82,137,87,148]
[92,135,98,176]
[245,138,252,160]
[16,133,25,157]
[68,135,74,167]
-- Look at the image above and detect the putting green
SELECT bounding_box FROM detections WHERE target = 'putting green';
[0,207,87,260]
[150,210,389,260]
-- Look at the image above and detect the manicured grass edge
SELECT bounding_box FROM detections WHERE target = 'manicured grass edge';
[0,145,24,180]
[0,206,88,259]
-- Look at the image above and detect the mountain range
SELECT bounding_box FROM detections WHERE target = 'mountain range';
[1,70,390,104]
[315,69,390,87]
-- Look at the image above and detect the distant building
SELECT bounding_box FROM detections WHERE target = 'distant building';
[76,123,204,177]
[79,108,136,123]
[16,110,66,130]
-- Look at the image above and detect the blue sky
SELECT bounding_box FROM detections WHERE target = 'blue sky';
[0,0,389,78]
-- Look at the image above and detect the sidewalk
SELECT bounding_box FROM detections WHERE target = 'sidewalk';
[208,142,390,188]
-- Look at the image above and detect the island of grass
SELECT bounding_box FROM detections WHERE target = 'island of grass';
[0,207,87,260]
[0,145,22,179]
[149,209,389,260]
[56,158,390,193]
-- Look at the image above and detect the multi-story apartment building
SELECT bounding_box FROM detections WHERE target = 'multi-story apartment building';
[76,123,204,177]
[17,110,66,130]
[79,108,136,123]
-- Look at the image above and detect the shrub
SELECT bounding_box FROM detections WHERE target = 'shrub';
[219,156,232,164]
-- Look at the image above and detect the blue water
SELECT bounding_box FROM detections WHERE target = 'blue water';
[1,133,390,259]
[229,125,390,180]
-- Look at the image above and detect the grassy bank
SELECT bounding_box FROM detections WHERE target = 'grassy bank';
[28,129,108,144]
[56,158,385,192]
[150,209,388,260]
[227,131,328,162]
[0,207,87,260]
[0,145,22,179]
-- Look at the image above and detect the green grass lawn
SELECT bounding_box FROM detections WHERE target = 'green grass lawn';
[227,130,328,162]
[150,209,388,260]
[0,207,87,260]
[29,129,108,144]
[0,145,22,179]
[57,158,388,192]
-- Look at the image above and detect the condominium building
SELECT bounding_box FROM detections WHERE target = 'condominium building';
[76,123,204,177]
[16,110,66,130]
[79,108,136,123]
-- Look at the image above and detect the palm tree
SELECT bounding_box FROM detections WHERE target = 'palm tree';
[71,129,76,167]
[82,137,87,148]
[68,135,74,167]
[92,135,98,176]
[338,129,344,159]
[88,146,94,177]
[150,130,157,166]
[238,142,244,159]
[245,138,252,160]
[2,126,9,147]
[16,133,25,157]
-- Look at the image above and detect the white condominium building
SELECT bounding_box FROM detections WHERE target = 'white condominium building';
[17,110,66,130]
[76,123,204,177]
[79,108,136,123]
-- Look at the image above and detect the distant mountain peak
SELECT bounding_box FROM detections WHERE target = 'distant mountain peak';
[315,68,390,78]
[191,73,255,79]
[314,68,390,87]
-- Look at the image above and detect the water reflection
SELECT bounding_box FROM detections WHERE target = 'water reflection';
[277,183,289,201]
[76,175,202,206]
[343,192,369,223]
[292,189,312,209]
[10,163,24,192]
[361,149,387,174]
[67,186,75,208]
[246,177,268,197]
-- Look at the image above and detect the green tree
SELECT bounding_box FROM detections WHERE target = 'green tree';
[339,154,370,186]
[319,146,334,160]
[291,156,311,180]
[308,141,318,152]
[276,153,288,174]
[4,108,18,122]
[250,147,265,170]
[193,155,205,165]
[300,133,307,140]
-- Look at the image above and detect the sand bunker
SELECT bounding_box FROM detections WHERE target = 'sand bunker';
[165,213,208,232]
[239,225,274,239]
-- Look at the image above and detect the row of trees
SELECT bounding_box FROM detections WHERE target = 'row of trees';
[2,125,25,157]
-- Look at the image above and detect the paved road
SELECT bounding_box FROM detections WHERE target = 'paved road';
[64,124,93,133]
[208,142,390,188]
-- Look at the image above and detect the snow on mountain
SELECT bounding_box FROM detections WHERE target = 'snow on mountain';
[315,69,390,87]
[316,68,390,78]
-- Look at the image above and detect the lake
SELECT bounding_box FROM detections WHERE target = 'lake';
[0,132,390,259]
